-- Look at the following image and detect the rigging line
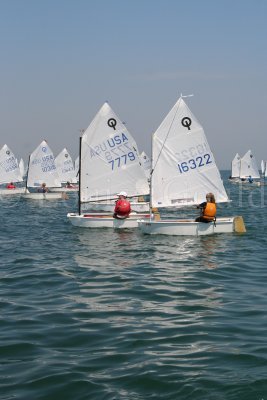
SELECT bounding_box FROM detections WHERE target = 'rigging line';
[150,97,181,178]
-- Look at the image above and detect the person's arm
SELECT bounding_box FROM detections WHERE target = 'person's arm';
[197,201,206,209]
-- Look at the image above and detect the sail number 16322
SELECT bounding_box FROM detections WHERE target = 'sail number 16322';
[177,153,212,173]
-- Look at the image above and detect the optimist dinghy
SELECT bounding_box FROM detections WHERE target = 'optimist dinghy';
[137,96,246,236]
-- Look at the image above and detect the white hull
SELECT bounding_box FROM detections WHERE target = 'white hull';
[23,191,68,200]
[67,212,150,228]
[49,187,78,193]
[229,178,261,186]
[85,201,149,213]
[138,217,244,236]
[0,188,26,195]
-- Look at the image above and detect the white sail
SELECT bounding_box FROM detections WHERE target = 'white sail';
[151,96,229,208]
[73,156,79,183]
[80,102,149,202]
[27,140,61,188]
[260,160,266,176]
[239,150,260,179]
[19,158,25,178]
[231,153,241,178]
[0,144,23,184]
[140,151,151,179]
[55,148,75,183]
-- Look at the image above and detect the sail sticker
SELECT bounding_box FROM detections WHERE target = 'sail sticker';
[181,117,192,130]
[107,118,117,130]
[177,154,212,173]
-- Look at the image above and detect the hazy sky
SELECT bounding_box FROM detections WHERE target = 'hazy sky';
[0,0,266,169]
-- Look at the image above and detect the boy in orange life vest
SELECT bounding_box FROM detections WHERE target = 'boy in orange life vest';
[195,192,216,223]
[113,191,131,219]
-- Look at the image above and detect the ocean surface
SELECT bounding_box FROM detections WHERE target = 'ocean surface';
[1,171,267,400]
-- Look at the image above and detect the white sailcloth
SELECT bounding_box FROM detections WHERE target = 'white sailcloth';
[231,153,241,178]
[140,151,151,179]
[19,158,25,178]
[260,160,266,176]
[80,102,149,202]
[151,96,229,208]
[73,156,79,183]
[239,150,260,179]
[55,148,75,183]
[27,140,61,188]
[0,144,23,184]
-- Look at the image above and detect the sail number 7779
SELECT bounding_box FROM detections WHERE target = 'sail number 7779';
[108,152,136,170]
[177,153,212,173]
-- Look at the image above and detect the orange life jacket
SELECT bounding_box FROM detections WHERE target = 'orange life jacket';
[203,202,216,220]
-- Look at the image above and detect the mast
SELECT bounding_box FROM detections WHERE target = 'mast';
[78,135,82,215]
[149,133,153,216]
[25,154,30,192]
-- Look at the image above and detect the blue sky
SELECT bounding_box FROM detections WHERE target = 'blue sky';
[0,0,266,169]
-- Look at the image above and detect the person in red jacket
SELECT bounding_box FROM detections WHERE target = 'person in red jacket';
[113,191,131,219]
[6,182,16,189]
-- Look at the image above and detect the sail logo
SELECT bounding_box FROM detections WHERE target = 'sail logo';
[181,117,192,130]
[90,133,130,158]
[42,147,47,152]
[107,118,117,130]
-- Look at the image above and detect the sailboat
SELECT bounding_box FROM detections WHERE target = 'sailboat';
[0,144,25,195]
[50,148,78,192]
[19,158,26,179]
[140,151,151,181]
[138,96,246,236]
[229,153,241,182]
[239,150,260,182]
[67,102,150,228]
[23,140,68,200]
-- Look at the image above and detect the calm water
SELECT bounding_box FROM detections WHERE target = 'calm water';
[1,172,267,400]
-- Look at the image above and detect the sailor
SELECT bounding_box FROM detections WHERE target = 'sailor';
[113,191,131,219]
[195,193,216,223]
[37,183,49,193]
[6,182,16,189]
[248,175,254,183]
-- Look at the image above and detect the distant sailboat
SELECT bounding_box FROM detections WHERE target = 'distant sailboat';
[19,158,26,179]
[239,150,260,181]
[67,102,150,228]
[137,96,245,236]
[0,144,25,195]
[140,151,151,180]
[23,140,67,200]
[50,148,78,192]
[229,153,241,182]
[261,160,266,177]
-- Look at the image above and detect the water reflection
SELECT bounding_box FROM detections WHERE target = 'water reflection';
[71,228,226,338]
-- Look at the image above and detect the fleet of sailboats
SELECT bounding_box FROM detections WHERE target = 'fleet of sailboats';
[3,95,265,236]
[229,150,261,184]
